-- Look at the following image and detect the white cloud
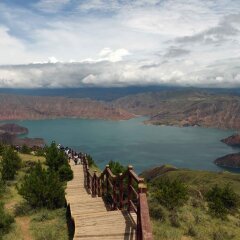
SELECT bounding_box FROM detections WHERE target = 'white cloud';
[0,0,240,88]
[34,0,70,13]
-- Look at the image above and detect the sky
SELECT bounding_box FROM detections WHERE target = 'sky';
[0,0,240,88]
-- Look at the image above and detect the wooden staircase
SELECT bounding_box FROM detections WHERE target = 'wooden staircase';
[66,155,153,240]
[66,163,137,239]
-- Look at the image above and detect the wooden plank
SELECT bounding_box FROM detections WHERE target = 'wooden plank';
[66,162,136,240]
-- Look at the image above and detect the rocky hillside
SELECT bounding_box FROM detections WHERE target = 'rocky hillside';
[214,153,240,169]
[221,134,240,147]
[113,90,240,129]
[0,94,134,121]
[0,123,28,135]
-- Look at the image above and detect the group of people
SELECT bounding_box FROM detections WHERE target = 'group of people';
[57,143,87,165]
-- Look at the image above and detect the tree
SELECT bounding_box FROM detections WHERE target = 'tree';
[46,142,68,171]
[1,147,22,181]
[58,164,73,182]
[152,177,189,210]
[206,184,240,218]
[108,160,127,175]
[19,162,65,209]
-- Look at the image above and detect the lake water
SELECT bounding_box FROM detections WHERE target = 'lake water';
[5,117,239,173]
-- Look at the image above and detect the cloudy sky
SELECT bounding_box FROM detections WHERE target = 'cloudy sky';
[0,0,240,88]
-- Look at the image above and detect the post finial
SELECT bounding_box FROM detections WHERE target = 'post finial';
[128,165,133,170]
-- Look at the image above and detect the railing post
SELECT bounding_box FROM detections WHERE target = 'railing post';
[106,165,109,193]
[119,173,123,210]
[113,178,117,210]
[137,180,146,240]
[87,166,90,190]
[97,175,101,197]
[92,170,97,197]
[127,165,133,212]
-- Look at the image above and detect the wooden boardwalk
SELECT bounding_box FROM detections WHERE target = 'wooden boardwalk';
[66,162,137,240]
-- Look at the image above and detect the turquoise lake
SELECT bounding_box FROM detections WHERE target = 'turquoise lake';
[5,117,239,173]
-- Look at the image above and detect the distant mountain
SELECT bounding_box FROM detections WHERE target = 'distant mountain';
[113,90,240,129]
[0,94,134,121]
[0,86,178,101]
[1,89,240,130]
[1,86,240,101]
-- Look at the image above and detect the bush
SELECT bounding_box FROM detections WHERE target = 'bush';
[20,144,31,154]
[149,202,167,222]
[187,225,197,237]
[0,202,14,235]
[0,144,5,156]
[35,148,46,157]
[18,162,65,209]
[206,184,240,218]
[108,160,127,175]
[46,143,68,171]
[58,165,73,182]
[169,211,181,228]
[14,202,33,217]
[213,229,235,240]
[152,177,189,210]
[0,147,22,180]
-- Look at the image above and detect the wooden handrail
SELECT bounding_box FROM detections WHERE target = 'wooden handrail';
[81,156,153,240]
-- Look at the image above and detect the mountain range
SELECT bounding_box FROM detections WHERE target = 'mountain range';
[1,88,240,130]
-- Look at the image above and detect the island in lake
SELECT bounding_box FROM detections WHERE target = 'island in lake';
[0,123,44,148]
[214,134,240,169]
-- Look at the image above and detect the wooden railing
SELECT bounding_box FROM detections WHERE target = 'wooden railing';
[82,157,153,240]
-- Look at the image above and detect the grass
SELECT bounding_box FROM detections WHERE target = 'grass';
[1,152,69,240]
[18,153,45,163]
[149,168,240,240]
[30,208,68,240]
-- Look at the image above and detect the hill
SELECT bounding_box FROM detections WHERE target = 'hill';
[0,94,134,121]
[113,90,240,129]
[145,165,240,240]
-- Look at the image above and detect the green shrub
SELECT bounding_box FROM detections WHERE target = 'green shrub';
[0,147,22,180]
[169,211,181,228]
[149,202,167,222]
[0,144,5,156]
[46,143,68,171]
[32,209,54,222]
[0,177,5,196]
[108,160,127,175]
[206,184,240,219]
[152,177,189,210]
[58,165,73,182]
[34,148,46,157]
[14,202,33,217]
[187,225,197,237]
[20,144,31,154]
[18,162,65,209]
[213,229,235,240]
[0,202,14,235]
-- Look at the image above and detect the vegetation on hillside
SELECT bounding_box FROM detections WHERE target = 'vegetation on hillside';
[148,167,240,240]
[0,143,71,239]
[1,147,21,181]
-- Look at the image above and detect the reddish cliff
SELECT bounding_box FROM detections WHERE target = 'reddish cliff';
[221,134,240,147]
[0,94,134,121]
[214,153,240,169]
[0,123,28,135]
